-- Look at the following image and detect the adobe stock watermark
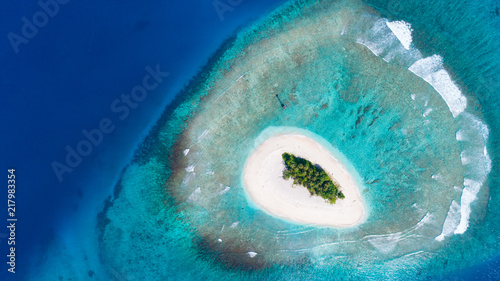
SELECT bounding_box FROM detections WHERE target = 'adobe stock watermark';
[7,0,70,54]
[212,0,244,22]
[51,65,170,183]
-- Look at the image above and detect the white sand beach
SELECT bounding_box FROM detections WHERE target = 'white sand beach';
[243,133,366,227]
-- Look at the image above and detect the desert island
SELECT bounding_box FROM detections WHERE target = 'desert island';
[243,132,366,227]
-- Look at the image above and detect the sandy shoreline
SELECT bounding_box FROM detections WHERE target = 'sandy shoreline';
[243,133,366,227]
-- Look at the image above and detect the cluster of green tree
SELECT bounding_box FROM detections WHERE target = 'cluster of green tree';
[282,152,345,204]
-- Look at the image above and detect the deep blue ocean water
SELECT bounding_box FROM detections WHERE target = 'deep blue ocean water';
[1,0,499,280]
[0,1,286,279]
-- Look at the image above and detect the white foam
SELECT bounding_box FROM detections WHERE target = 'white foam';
[386,20,413,50]
[352,14,423,66]
[341,23,348,35]
[382,46,401,63]
[198,129,210,142]
[247,251,258,258]
[426,70,467,117]
[183,149,190,156]
[409,55,467,117]
[452,113,492,236]
[185,165,195,173]
[348,11,489,242]
[464,112,490,140]
[218,185,231,195]
[431,173,443,181]
[458,113,492,182]
[367,233,401,254]
[352,15,466,118]
[418,212,434,226]
[182,173,195,185]
[435,200,461,241]
[187,187,202,203]
[455,179,482,234]
[460,151,470,165]
[356,38,383,57]
[356,19,396,57]
[408,54,442,77]
[365,213,433,253]
[423,108,433,117]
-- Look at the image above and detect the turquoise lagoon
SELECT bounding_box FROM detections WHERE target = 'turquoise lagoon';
[99,0,500,280]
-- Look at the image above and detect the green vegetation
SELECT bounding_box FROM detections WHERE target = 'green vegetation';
[282,153,345,204]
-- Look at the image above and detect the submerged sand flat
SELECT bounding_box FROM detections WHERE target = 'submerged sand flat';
[243,133,366,227]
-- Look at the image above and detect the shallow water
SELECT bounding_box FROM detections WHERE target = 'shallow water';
[97,0,500,279]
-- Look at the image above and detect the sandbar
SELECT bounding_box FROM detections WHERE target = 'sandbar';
[243,133,366,227]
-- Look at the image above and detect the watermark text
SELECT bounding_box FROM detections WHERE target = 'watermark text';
[8,0,71,54]
[51,65,169,182]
